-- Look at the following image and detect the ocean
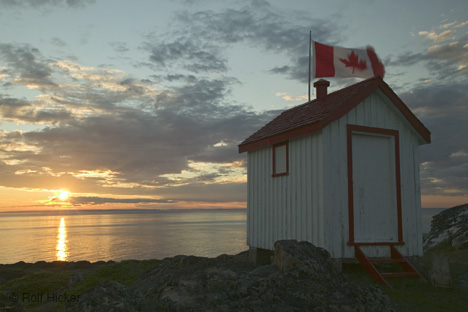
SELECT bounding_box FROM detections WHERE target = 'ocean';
[0,209,247,264]
[0,208,444,264]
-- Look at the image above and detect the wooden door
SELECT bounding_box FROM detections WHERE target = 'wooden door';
[350,130,399,243]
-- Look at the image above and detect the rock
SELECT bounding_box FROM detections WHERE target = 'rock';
[451,230,468,250]
[63,242,395,312]
[424,203,468,251]
[132,241,394,312]
[273,240,338,280]
[429,253,451,287]
[67,281,142,312]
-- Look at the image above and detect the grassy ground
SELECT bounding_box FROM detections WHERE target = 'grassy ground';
[0,259,161,311]
[342,245,468,312]
[1,247,467,311]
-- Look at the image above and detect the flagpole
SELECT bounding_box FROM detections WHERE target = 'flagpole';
[308,30,311,102]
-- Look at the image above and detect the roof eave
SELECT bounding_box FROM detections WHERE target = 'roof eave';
[238,121,323,153]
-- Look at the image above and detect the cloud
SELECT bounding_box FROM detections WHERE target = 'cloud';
[388,19,468,199]
[0,42,277,203]
[418,20,468,43]
[0,0,95,8]
[144,39,228,74]
[0,95,72,124]
[143,0,342,82]
[50,37,67,47]
[0,43,57,90]
[400,81,468,197]
[418,30,455,43]
[391,20,468,81]
[110,41,130,54]
[6,1,464,207]
[389,35,468,80]
[275,92,308,102]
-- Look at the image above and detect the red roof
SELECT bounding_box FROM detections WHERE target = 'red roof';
[238,76,431,153]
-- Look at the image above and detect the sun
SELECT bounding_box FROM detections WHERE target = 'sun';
[58,191,69,201]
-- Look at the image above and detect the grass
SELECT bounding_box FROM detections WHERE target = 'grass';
[384,278,467,312]
[0,259,161,312]
[0,271,73,296]
[68,259,160,296]
[342,245,468,312]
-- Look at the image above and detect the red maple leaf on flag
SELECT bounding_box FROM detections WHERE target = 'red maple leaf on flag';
[339,50,367,73]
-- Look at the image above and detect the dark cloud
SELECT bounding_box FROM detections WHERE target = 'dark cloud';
[50,37,67,47]
[144,39,228,74]
[386,20,468,198]
[389,33,468,81]
[0,43,57,90]
[143,1,342,82]
[0,95,72,124]
[0,0,95,8]
[400,82,468,197]
[110,41,130,54]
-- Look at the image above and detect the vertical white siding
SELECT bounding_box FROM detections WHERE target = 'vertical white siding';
[247,132,324,250]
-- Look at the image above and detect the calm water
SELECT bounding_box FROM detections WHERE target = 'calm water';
[0,209,247,264]
[0,208,444,264]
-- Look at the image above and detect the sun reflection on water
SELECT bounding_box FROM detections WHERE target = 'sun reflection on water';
[56,217,68,261]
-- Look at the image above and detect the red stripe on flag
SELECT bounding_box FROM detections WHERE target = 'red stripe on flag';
[366,46,385,78]
[314,41,335,77]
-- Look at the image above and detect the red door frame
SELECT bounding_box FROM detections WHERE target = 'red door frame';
[347,124,403,246]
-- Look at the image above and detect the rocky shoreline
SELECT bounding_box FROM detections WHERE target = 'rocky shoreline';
[1,240,395,312]
[423,203,468,251]
[3,205,468,312]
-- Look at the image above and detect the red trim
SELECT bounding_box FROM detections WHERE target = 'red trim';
[347,125,403,245]
[239,122,321,153]
[272,141,289,177]
[348,242,404,246]
[238,76,431,154]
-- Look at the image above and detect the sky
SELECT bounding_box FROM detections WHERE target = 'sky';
[0,0,467,211]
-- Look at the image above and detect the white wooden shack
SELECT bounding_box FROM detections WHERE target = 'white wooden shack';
[238,76,431,261]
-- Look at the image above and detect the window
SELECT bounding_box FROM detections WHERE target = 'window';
[272,141,289,177]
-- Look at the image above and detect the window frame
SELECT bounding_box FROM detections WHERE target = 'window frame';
[272,141,289,177]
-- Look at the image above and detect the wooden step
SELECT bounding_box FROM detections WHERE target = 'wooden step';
[370,258,405,263]
[381,272,420,278]
[354,244,425,287]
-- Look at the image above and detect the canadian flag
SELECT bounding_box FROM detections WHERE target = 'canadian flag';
[313,41,385,78]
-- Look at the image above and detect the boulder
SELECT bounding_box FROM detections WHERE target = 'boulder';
[66,243,395,312]
[272,240,342,283]
[424,203,468,251]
